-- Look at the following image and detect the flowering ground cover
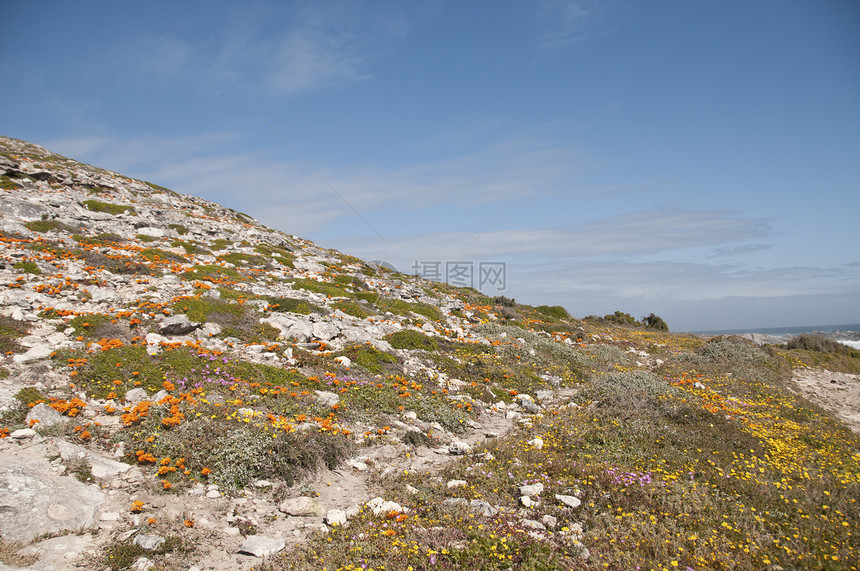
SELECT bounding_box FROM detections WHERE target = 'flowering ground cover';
[1,135,858,570]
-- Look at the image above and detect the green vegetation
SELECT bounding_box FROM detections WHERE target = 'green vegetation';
[0,315,27,354]
[338,344,398,375]
[209,238,232,250]
[290,278,349,298]
[171,297,244,324]
[141,248,188,264]
[264,296,324,315]
[0,175,21,190]
[332,300,374,319]
[535,304,570,320]
[15,387,46,406]
[82,199,135,216]
[376,298,442,322]
[181,264,244,282]
[24,218,77,233]
[13,260,40,274]
[72,232,125,246]
[217,251,268,267]
[642,312,669,331]
[787,333,859,355]
[172,239,211,256]
[385,329,439,351]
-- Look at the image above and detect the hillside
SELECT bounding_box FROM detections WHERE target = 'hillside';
[1,135,858,571]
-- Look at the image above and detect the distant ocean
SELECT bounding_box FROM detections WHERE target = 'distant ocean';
[690,324,860,350]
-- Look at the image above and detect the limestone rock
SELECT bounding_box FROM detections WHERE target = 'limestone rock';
[238,535,285,557]
[519,482,544,497]
[555,494,581,509]
[134,534,165,551]
[0,452,104,543]
[279,497,325,517]
[25,402,64,429]
[448,440,471,455]
[159,315,199,335]
[13,344,53,364]
[54,439,132,479]
[324,508,348,526]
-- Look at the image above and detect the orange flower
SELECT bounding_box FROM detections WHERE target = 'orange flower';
[130,500,144,513]
[161,480,172,489]
[201,467,211,476]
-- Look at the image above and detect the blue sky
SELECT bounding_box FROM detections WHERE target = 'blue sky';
[2,1,858,331]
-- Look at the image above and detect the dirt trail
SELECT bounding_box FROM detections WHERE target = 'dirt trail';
[790,368,860,434]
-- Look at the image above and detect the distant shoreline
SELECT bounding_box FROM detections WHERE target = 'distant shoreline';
[687,323,860,349]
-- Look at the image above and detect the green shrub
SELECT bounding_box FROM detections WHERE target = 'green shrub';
[72,232,125,246]
[172,297,244,324]
[786,334,859,356]
[604,310,641,327]
[168,223,189,235]
[642,313,669,331]
[332,300,374,319]
[145,419,352,490]
[0,315,28,354]
[24,219,76,233]
[217,252,268,267]
[264,296,324,315]
[386,329,439,351]
[141,248,188,264]
[290,279,349,298]
[340,344,398,375]
[173,240,211,256]
[82,199,135,216]
[13,260,40,274]
[535,305,570,320]
[15,387,46,406]
[181,264,244,282]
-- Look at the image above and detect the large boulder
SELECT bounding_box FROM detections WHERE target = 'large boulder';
[0,449,104,543]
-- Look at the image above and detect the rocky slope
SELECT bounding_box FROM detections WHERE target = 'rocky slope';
[1,135,858,571]
[0,136,590,570]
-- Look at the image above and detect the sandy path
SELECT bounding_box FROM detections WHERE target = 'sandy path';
[790,368,860,434]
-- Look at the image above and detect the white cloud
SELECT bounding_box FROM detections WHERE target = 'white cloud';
[534,0,609,50]
[110,4,407,98]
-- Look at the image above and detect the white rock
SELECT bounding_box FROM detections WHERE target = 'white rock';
[238,535,285,558]
[527,437,544,450]
[448,441,471,455]
[520,495,538,508]
[447,479,467,489]
[134,535,164,551]
[13,344,53,363]
[324,509,348,526]
[555,494,581,508]
[519,483,544,497]
[10,428,38,440]
[278,497,325,517]
[25,402,64,428]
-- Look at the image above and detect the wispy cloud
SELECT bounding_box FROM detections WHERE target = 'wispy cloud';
[533,0,609,50]
[46,131,585,237]
[113,4,407,97]
[337,209,772,264]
